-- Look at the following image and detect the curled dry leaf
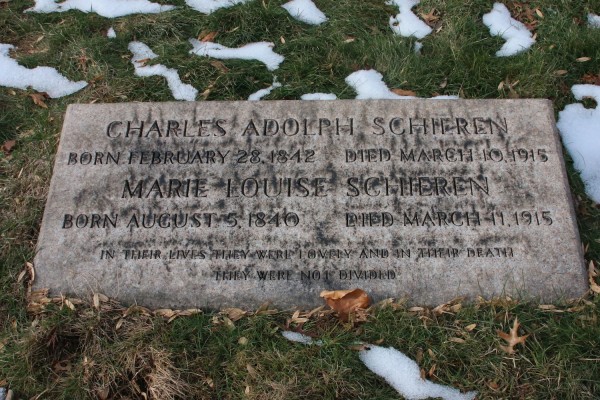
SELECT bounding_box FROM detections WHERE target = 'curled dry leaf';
[498,317,529,354]
[320,288,370,321]
[391,88,417,97]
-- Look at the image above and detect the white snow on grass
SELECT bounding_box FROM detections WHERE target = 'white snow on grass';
[589,13,600,28]
[360,345,477,400]
[107,27,116,38]
[346,69,459,100]
[282,0,327,25]
[0,43,87,98]
[483,2,535,57]
[413,41,423,54]
[346,70,415,99]
[388,0,432,39]
[281,331,315,344]
[189,40,284,71]
[129,41,197,101]
[185,0,251,14]
[300,92,337,100]
[26,0,175,18]
[557,84,600,203]
[248,78,282,100]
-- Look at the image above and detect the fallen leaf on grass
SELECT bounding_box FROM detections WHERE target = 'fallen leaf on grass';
[553,69,568,76]
[210,60,229,73]
[320,288,370,321]
[582,73,600,85]
[29,92,49,108]
[391,88,417,97]
[498,317,529,354]
[223,307,247,321]
[198,30,218,42]
[465,323,477,332]
[420,9,440,26]
[589,260,600,294]
[448,337,465,344]
[576,57,591,62]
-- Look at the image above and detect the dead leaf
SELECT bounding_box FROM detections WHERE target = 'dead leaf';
[535,8,544,18]
[448,337,465,344]
[582,73,600,85]
[465,323,477,332]
[498,317,529,354]
[320,288,370,321]
[419,9,440,26]
[1,139,16,155]
[344,36,355,43]
[576,57,591,62]
[280,36,285,44]
[553,69,568,76]
[408,306,425,312]
[210,60,229,73]
[589,260,600,294]
[199,31,218,42]
[391,88,417,97]
[135,58,151,67]
[428,363,437,377]
[29,92,49,108]
[223,307,246,321]
[155,309,176,318]
[238,336,248,345]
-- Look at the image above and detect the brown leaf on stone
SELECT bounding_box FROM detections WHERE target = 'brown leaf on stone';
[498,317,529,354]
[320,288,370,321]
[391,88,417,97]
[199,31,218,42]
[29,92,49,108]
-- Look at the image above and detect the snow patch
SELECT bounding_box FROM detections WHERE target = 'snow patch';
[129,41,197,101]
[589,13,600,28]
[107,27,116,38]
[557,84,600,203]
[185,0,251,14]
[26,0,175,18]
[189,40,284,71]
[346,70,415,100]
[388,0,432,39]
[346,70,458,100]
[0,43,87,98]
[282,0,327,25]
[281,331,315,344]
[248,78,282,100]
[301,92,337,100]
[360,345,477,400]
[483,2,535,57]
[413,41,423,54]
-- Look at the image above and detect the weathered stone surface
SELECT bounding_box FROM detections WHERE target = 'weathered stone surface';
[34,100,587,309]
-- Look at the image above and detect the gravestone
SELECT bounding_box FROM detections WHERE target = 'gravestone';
[34,100,587,309]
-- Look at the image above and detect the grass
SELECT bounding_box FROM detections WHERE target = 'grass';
[1,0,600,398]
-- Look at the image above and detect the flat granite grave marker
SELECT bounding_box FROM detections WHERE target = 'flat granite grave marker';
[34,100,587,309]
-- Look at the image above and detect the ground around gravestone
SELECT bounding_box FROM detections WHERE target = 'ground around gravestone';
[1,0,600,399]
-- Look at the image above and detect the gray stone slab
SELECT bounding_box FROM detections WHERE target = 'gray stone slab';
[34,99,587,309]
